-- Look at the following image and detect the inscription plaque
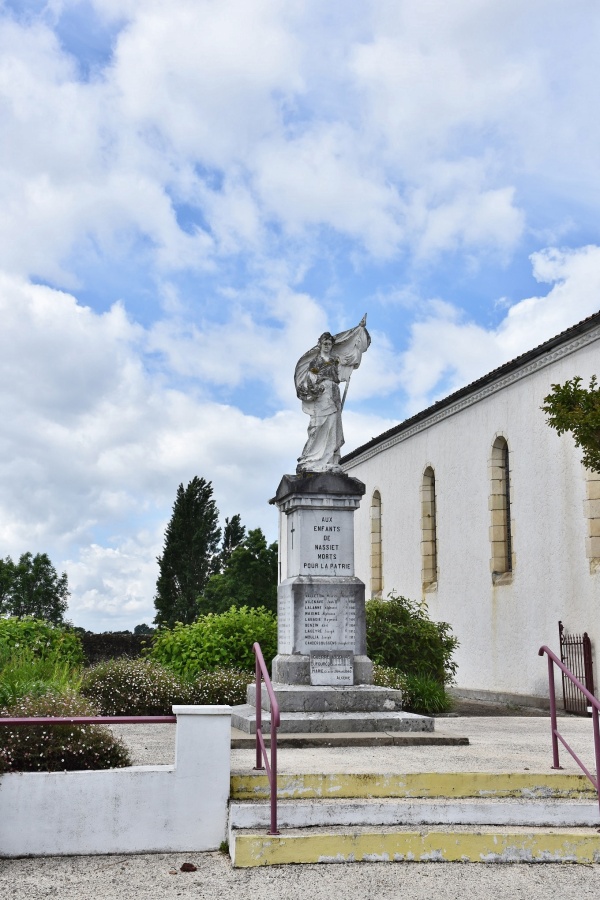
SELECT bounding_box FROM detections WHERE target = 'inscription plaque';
[300,510,354,575]
[310,650,354,685]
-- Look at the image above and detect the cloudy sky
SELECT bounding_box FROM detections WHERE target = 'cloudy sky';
[2,0,600,631]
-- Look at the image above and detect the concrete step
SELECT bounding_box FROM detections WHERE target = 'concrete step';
[230,727,468,749]
[230,797,600,830]
[229,824,600,867]
[230,770,597,801]
[231,704,433,735]
[247,683,404,713]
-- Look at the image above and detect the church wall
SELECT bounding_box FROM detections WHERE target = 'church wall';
[345,335,600,700]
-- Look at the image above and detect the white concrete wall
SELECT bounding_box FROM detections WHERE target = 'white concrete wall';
[0,705,231,857]
[346,336,600,699]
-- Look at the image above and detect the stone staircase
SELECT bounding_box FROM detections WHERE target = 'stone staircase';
[231,683,433,735]
[228,770,600,866]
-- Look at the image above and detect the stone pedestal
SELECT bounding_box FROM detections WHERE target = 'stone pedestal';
[270,471,372,686]
[231,471,434,737]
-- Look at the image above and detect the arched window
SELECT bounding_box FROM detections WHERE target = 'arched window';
[490,436,513,579]
[421,467,438,589]
[370,490,383,596]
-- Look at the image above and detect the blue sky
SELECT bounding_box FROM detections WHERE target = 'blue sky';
[2,0,600,630]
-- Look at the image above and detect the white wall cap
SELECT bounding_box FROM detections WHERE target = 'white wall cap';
[172,705,232,716]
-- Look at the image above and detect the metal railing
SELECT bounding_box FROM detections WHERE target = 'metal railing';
[0,716,177,726]
[539,644,600,812]
[253,641,280,835]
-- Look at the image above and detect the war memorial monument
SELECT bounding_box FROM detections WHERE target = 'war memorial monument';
[232,317,432,735]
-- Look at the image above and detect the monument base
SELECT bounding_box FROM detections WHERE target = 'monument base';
[231,682,434,735]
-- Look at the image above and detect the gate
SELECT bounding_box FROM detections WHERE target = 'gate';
[558,621,595,716]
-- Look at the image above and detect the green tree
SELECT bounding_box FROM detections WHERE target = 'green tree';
[197,528,278,615]
[219,514,246,569]
[542,375,600,472]
[154,477,221,627]
[0,553,69,625]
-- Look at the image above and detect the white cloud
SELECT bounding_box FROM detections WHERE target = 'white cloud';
[0,0,562,282]
[399,246,600,412]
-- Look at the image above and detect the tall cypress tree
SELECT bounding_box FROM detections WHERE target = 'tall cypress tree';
[219,514,246,570]
[154,477,221,627]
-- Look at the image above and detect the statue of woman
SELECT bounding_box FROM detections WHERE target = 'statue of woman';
[295,317,370,474]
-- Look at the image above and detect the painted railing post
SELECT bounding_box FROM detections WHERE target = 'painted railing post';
[252,641,280,836]
[592,702,600,813]
[255,652,263,772]
[547,654,561,769]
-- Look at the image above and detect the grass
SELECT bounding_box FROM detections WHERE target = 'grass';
[0,644,82,708]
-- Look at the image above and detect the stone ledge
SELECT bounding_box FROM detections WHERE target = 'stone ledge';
[231,706,433,735]
[247,683,403,713]
[230,728,468,749]
[271,472,365,505]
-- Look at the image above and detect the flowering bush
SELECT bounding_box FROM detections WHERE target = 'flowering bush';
[81,656,254,713]
[150,606,277,677]
[0,691,130,772]
[81,657,193,715]
[372,663,407,692]
[0,617,84,667]
[189,668,253,706]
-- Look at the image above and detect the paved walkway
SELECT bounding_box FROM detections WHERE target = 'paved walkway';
[109,714,596,775]
[232,716,596,775]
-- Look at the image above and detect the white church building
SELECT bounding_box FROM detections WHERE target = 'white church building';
[342,312,600,704]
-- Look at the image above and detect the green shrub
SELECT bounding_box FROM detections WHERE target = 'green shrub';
[0,617,84,667]
[372,664,454,715]
[401,673,454,715]
[366,592,458,685]
[0,691,130,772]
[188,669,254,706]
[81,657,193,715]
[151,606,277,678]
[0,644,81,708]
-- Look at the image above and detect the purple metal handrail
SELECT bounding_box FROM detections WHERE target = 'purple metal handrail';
[539,644,600,812]
[0,716,177,726]
[253,641,280,835]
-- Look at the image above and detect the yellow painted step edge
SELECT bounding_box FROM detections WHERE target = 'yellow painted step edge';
[233,829,600,867]
[230,771,596,801]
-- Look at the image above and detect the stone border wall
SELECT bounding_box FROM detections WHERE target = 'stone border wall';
[0,706,231,857]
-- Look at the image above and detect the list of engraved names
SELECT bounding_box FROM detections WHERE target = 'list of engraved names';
[303,592,356,650]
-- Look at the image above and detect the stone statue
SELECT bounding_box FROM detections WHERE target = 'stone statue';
[295,315,371,474]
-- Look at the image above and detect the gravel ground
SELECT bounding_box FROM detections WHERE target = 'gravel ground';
[1,853,599,900]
